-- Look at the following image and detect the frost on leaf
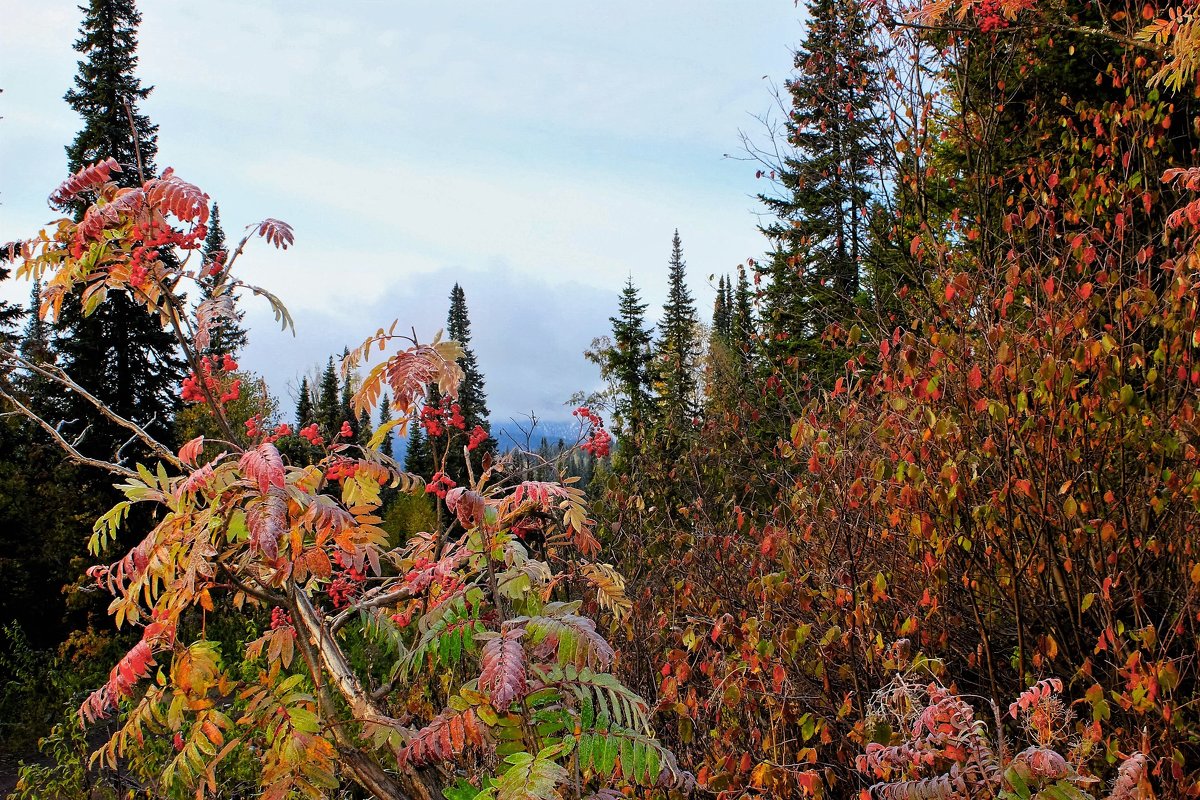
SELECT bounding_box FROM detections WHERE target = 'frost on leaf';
[146,168,209,225]
[247,491,287,561]
[239,442,286,495]
[50,157,121,207]
[195,294,236,353]
[479,628,528,709]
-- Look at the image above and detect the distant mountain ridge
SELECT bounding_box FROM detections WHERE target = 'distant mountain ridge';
[389,418,584,463]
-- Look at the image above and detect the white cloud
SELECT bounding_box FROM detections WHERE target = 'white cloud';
[0,0,800,418]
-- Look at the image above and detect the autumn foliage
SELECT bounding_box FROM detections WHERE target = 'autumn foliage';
[5,167,690,800]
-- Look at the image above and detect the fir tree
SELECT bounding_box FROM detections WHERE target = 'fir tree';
[405,422,433,478]
[55,0,184,453]
[759,0,886,380]
[316,357,340,436]
[731,265,755,361]
[357,409,372,447]
[655,231,701,433]
[14,283,52,409]
[340,348,357,439]
[197,204,248,358]
[378,394,395,459]
[605,276,655,437]
[712,276,732,344]
[295,376,315,427]
[442,284,494,483]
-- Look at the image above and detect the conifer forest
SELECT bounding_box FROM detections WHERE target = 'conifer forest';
[6,0,1200,797]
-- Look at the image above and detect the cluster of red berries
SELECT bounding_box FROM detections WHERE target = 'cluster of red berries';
[467,424,488,451]
[573,406,612,458]
[421,398,466,436]
[425,471,457,499]
[269,606,293,630]
[339,420,354,439]
[181,354,240,404]
[299,423,325,447]
[326,552,366,609]
[244,415,293,443]
[582,427,612,458]
[324,457,387,485]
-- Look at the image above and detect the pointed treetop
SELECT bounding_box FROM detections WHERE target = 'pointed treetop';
[64,0,159,194]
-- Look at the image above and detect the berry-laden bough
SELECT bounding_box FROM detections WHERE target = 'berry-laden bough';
[0,161,693,800]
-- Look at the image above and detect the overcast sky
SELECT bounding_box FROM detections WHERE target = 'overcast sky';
[0,2,801,421]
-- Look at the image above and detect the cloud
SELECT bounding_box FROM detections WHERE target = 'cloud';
[0,2,800,420]
[240,264,615,421]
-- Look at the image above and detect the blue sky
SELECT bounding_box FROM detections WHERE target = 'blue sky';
[1,2,802,421]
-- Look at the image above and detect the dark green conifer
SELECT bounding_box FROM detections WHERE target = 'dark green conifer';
[605,276,655,437]
[442,284,494,483]
[655,231,701,432]
[731,266,755,360]
[378,394,394,458]
[316,357,340,436]
[405,421,433,477]
[55,0,184,452]
[295,376,315,428]
[759,0,885,381]
[197,204,247,358]
[712,276,733,343]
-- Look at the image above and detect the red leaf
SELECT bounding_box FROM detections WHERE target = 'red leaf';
[255,218,295,250]
[50,158,121,206]
[239,443,285,495]
[398,708,482,767]
[146,169,209,225]
[479,628,527,708]
[247,491,286,561]
[967,365,983,391]
[179,436,205,466]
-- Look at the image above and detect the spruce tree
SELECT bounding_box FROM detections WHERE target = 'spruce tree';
[441,284,494,483]
[655,231,701,433]
[340,348,357,438]
[12,284,50,402]
[357,410,372,447]
[405,422,433,477]
[55,0,184,453]
[605,276,655,437]
[712,276,732,344]
[316,357,341,436]
[731,266,755,361]
[378,394,394,459]
[295,376,315,427]
[759,0,885,381]
[197,204,248,358]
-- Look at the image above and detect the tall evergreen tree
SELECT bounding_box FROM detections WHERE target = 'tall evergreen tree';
[405,422,433,478]
[340,348,357,439]
[604,277,655,437]
[10,282,59,424]
[712,276,732,344]
[55,0,184,453]
[759,0,886,380]
[197,204,248,358]
[378,394,395,459]
[295,376,315,427]
[655,231,701,432]
[731,265,755,360]
[441,284,494,484]
[316,357,340,436]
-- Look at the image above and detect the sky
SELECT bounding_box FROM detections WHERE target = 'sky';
[0,1,802,422]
